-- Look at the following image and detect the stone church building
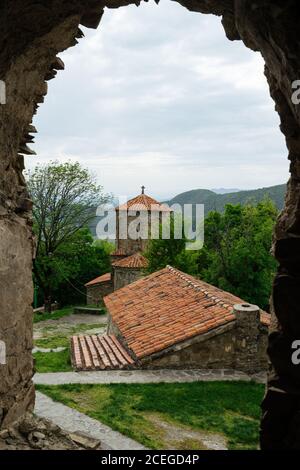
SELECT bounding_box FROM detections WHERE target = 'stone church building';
[74,190,270,373]
[72,265,270,373]
[104,266,270,372]
[85,187,171,303]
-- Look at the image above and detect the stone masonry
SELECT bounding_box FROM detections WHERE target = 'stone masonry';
[113,267,144,291]
[85,275,113,305]
[140,305,268,373]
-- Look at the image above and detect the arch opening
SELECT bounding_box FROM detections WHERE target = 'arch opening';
[0,0,300,450]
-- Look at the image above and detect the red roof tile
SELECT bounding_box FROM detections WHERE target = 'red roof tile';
[85,272,111,287]
[116,193,171,212]
[112,252,148,269]
[71,334,135,371]
[104,266,270,359]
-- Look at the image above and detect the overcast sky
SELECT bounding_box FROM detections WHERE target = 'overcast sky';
[25,1,288,200]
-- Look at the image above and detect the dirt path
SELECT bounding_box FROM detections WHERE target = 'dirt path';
[147,414,227,450]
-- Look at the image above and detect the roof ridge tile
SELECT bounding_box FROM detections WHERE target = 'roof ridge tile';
[166,265,232,311]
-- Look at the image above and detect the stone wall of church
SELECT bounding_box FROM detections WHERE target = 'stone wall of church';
[116,213,150,255]
[141,308,268,374]
[141,327,268,373]
[113,267,144,291]
[107,305,269,374]
[86,281,113,305]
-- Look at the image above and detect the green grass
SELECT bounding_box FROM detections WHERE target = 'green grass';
[33,306,74,323]
[34,324,104,349]
[34,305,106,323]
[34,336,70,349]
[33,322,107,371]
[36,381,264,450]
[69,323,106,333]
[34,349,72,372]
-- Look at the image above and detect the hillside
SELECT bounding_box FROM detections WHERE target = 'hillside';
[165,184,287,215]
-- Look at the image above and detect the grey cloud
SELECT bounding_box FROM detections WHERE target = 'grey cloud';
[26,1,288,200]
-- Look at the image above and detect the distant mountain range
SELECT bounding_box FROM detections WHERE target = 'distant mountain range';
[89,184,287,237]
[164,184,287,215]
[211,188,241,194]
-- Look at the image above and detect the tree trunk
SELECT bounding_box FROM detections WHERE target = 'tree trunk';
[44,291,52,313]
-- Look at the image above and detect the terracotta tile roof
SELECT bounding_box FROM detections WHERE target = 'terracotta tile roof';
[116,193,171,212]
[184,275,270,327]
[111,248,127,257]
[104,266,270,359]
[71,334,135,371]
[85,272,111,287]
[112,252,148,269]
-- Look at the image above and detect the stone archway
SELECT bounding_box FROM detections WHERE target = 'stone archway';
[0,0,300,449]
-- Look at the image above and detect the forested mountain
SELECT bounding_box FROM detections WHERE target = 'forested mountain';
[165,184,286,215]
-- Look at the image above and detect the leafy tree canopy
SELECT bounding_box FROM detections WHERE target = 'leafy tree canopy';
[196,199,278,310]
[144,199,277,310]
[144,216,198,275]
[27,161,110,311]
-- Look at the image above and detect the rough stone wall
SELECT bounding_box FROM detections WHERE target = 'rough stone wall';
[113,267,144,290]
[0,0,126,429]
[141,329,268,372]
[229,1,300,450]
[141,318,268,373]
[86,281,113,305]
[0,0,300,448]
[107,312,124,339]
[233,304,264,373]
[116,213,150,255]
[107,307,268,373]
[0,218,34,429]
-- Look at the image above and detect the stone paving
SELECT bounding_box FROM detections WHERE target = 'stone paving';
[34,369,267,385]
[35,392,146,450]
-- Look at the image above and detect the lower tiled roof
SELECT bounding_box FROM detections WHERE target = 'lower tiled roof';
[112,252,148,269]
[71,334,136,371]
[104,266,270,359]
[85,272,111,287]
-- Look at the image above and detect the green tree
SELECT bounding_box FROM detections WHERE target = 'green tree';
[50,230,114,306]
[27,161,110,312]
[144,216,197,275]
[196,199,278,310]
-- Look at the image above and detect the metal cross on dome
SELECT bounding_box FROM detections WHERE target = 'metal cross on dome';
[141,185,145,194]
